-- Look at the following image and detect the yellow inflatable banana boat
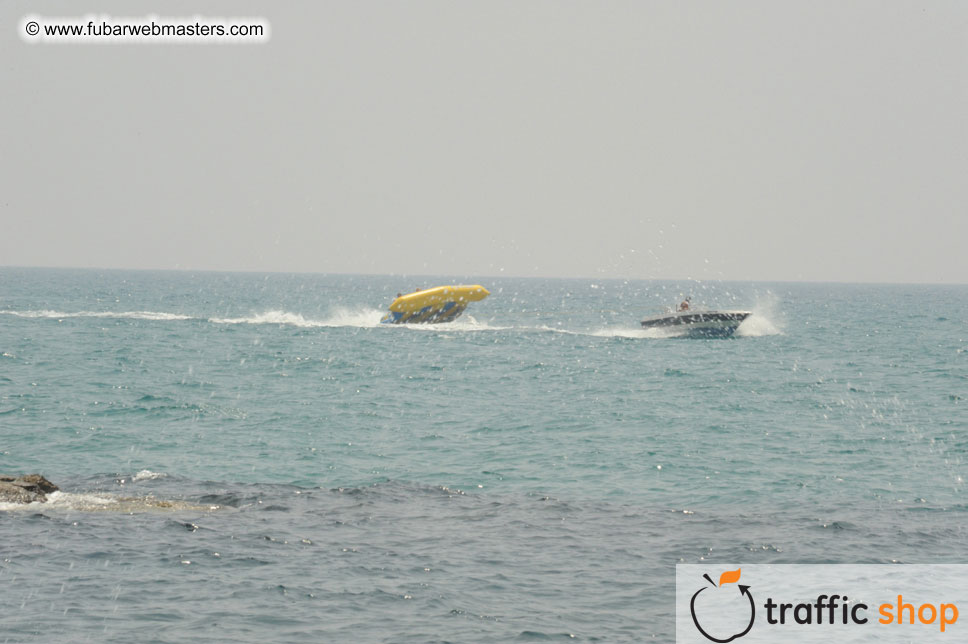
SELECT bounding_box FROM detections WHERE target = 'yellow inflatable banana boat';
[380,285,490,324]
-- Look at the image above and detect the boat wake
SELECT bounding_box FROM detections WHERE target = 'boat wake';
[0,308,389,329]
[590,327,681,339]
[1,306,782,337]
[400,315,511,333]
[209,308,386,328]
[0,309,194,321]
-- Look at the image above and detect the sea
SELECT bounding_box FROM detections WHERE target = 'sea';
[0,267,965,643]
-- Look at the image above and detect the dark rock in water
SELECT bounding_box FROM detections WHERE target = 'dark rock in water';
[13,473,59,494]
[0,474,59,504]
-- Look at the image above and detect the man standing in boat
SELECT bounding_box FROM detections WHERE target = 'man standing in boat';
[678,297,691,312]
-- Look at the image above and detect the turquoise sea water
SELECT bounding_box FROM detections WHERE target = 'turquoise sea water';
[1,268,966,642]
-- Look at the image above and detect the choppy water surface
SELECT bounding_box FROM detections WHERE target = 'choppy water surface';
[1,269,965,642]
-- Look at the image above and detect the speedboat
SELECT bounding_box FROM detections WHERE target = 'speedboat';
[380,285,490,324]
[640,309,751,337]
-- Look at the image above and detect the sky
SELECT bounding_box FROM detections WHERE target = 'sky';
[2,1,966,283]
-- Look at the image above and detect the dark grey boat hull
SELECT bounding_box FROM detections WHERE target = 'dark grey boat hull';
[640,310,751,337]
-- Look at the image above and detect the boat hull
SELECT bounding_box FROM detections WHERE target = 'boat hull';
[640,310,751,337]
[381,285,489,324]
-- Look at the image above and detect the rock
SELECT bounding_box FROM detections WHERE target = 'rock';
[0,481,44,503]
[13,474,59,494]
[0,474,59,504]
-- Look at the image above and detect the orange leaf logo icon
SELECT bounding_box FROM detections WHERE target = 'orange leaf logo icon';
[719,568,741,586]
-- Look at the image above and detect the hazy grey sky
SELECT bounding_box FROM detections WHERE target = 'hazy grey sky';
[3,1,966,283]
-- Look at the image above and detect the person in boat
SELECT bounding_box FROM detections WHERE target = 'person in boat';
[678,297,691,312]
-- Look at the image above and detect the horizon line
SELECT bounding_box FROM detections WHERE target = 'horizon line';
[1,264,965,288]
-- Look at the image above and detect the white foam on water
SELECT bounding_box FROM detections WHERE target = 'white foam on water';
[589,326,679,339]
[209,310,322,327]
[735,293,784,337]
[530,324,583,336]
[44,491,118,508]
[319,307,387,328]
[0,491,216,513]
[132,469,167,482]
[0,491,120,512]
[0,310,194,321]
[458,316,512,331]
[523,323,678,339]
[398,315,511,333]
[209,307,387,328]
[1,307,505,331]
[0,501,36,512]
[735,314,780,337]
